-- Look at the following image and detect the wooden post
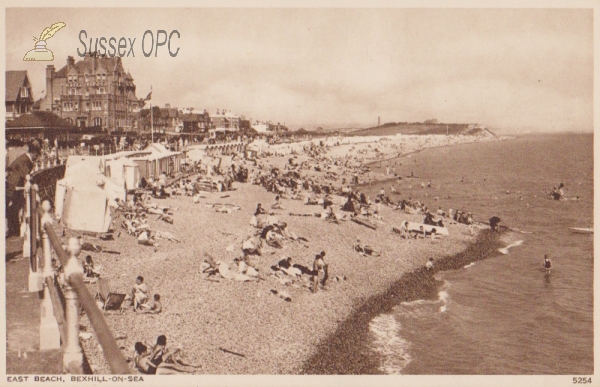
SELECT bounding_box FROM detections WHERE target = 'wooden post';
[28,183,43,292]
[39,200,61,350]
[63,237,83,374]
[22,175,31,256]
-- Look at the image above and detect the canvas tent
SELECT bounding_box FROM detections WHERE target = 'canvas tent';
[105,156,140,191]
[54,156,126,233]
[186,145,207,163]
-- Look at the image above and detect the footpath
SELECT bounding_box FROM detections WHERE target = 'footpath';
[5,236,62,374]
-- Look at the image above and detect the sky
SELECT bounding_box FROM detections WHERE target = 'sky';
[6,7,594,132]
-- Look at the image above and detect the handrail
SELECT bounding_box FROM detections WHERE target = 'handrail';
[40,207,131,374]
[45,276,67,342]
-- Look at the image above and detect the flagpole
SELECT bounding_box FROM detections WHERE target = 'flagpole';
[151,101,154,143]
[149,85,153,143]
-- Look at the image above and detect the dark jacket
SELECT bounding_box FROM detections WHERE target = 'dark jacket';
[6,153,33,202]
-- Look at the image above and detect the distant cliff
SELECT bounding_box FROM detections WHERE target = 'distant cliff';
[349,123,496,137]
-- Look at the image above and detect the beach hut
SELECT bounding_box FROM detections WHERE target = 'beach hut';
[131,143,183,180]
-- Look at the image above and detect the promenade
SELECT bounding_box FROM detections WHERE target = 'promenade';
[5,236,62,374]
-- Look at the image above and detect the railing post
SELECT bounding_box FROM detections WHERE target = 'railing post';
[39,200,61,350]
[28,182,43,292]
[22,175,32,257]
[63,237,83,374]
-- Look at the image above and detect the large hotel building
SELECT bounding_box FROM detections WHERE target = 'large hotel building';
[38,54,144,131]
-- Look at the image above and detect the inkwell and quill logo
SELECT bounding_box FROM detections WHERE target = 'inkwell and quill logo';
[23,22,66,61]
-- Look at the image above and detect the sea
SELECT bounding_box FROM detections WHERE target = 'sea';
[368,133,593,374]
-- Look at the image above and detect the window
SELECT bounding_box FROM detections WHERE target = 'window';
[93,117,102,126]
[92,101,102,111]
[20,87,29,98]
[99,87,105,94]
[66,118,74,124]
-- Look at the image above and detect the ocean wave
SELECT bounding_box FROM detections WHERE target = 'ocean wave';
[498,240,524,255]
[397,280,451,315]
[369,314,412,374]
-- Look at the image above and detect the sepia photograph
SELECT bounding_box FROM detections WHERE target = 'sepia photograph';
[3,2,595,386]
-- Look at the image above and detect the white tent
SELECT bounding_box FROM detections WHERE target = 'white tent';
[55,156,126,233]
[186,147,207,162]
[105,157,140,191]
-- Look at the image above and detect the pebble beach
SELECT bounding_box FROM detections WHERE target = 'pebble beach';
[67,133,502,374]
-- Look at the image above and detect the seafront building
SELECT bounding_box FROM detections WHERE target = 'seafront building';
[5,70,34,121]
[37,54,144,132]
[7,54,286,141]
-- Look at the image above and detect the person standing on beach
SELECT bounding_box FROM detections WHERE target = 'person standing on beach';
[312,252,328,293]
[543,254,552,274]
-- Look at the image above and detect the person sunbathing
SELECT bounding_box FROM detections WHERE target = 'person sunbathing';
[271,195,285,210]
[276,256,292,270]
[261,224,284,249]
[150,335,201,373]
[133,342,193,375]
[131,276,149,310]
[133,342,158,375]
[83,255,100,278]
[77,237,102,252]
[254,203,266,216]
[137,294,162,314]
[137,231,159,247]
[353,238,381,256]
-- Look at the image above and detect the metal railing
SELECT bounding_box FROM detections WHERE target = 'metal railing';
[24,177,130,374]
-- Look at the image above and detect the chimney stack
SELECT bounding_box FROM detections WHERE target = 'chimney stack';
[44,65,55,111]
[67,56,75,66]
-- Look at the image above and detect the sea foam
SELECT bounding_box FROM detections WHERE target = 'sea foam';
[369,314,412,374]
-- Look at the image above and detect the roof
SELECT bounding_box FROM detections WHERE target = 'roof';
[143,143,182,156]
[180,113,205,122]
[160,108,179,118]
[252,124,273,133]
[33,98,43,109]
[6,70,30,102]
[212,111,239,118]
[144,143,170,153]
[54,56,122,78]
[128,93,140,102]
[6,111,74,128]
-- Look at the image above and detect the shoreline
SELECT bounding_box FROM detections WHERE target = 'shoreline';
[68,134,502,374]
[299,229,505,375]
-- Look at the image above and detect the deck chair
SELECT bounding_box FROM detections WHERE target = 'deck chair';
[96,277,126,314]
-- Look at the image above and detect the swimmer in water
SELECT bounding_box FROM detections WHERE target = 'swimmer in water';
[543,254,552,274]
